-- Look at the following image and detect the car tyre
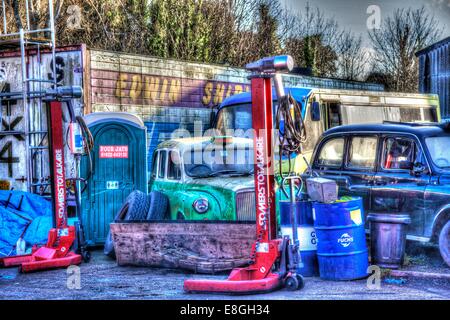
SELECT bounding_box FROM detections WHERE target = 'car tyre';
[104,191,149,258]
[127,190,151,220]
[146,191,169,220]
[438,220,450,268]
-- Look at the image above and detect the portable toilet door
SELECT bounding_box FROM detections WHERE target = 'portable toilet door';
[81,112,147,246]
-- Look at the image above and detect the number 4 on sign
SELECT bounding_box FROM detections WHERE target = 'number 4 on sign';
[0,141,19,177]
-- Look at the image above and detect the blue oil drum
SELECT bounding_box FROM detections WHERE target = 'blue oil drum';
[312,197,369,280]
[279,200,319,277]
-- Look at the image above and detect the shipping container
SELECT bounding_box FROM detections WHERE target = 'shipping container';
[417,36,450,119]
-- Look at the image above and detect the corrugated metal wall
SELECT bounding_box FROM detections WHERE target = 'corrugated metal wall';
[418,38,450,119]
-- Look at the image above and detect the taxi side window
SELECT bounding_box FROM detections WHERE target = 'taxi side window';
[347,136,378,170]
[317,138,345,167]
[382,137,417,170]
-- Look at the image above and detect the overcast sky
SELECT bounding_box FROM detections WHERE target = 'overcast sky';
[281,0,450,48]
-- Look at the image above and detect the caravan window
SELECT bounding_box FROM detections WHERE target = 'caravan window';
[340,105,438,124]
[327,103,342,129]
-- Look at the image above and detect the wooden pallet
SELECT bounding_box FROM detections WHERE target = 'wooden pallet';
[110,221,256,274]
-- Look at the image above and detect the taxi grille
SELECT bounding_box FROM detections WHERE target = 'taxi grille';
[236,190,256,221]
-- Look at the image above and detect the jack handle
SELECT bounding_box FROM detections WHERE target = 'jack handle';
[279,176,303,269]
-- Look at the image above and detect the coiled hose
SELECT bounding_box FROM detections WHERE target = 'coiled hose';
[275,92,307,175]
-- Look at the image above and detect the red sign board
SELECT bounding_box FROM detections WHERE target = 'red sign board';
[99,145,129,159]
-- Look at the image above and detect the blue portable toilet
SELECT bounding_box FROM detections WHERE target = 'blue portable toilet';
[81,112,147,246]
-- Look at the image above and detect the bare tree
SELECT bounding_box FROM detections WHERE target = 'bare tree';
[227,0,282,66]
[336,31,369,81]
[3,1,62,29]
[283,3,343,77]
[368,6,442,92]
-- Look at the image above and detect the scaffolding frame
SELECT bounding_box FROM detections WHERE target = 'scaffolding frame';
[0,0,57,194]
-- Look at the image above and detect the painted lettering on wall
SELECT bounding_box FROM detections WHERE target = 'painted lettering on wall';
[0,141,19,177]
[0,82,22,178]
[115,74,181,104]
[104,71,250,108]
[201,82,250,106]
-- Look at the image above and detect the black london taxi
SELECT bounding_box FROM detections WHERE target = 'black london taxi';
[308,122,450,267]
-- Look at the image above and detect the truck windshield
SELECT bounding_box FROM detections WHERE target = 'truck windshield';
[215,104,253,136]
[183,146,254,178]
[426,136,450,168]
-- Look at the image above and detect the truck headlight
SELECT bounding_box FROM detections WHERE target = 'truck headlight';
[193,198,209,214]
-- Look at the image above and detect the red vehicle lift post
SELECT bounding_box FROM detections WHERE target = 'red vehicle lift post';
[0,87,84,272]
[184,56,304,294]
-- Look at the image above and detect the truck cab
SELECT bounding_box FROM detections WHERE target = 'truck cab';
[149,136,255,221]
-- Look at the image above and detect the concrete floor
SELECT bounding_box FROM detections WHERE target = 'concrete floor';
[0,243,449,300]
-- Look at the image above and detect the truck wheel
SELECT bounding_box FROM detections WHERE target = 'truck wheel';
[104,191,147,258]
[439,220,450,267]
[146,191,169,220]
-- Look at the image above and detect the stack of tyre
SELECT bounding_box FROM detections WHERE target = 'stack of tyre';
[104,190,168,258]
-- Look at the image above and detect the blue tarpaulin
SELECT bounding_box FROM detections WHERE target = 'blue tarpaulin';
[0,191,52,257]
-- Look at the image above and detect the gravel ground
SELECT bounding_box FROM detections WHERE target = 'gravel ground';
[0,243,448,300]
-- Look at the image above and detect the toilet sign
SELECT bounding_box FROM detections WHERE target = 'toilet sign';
[99,145,129,159]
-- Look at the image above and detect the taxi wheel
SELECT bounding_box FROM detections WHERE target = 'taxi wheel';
[438,220,450,268]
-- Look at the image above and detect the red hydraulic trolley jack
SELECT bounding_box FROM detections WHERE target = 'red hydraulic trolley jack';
[184,56,304,294]
[1,87,84,272]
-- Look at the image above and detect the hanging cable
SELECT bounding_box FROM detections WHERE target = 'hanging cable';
[275,92,307,177]
[64,100,94,191]
[275,93,307,155]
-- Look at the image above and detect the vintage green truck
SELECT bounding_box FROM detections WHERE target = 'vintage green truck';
[148,136,256,221]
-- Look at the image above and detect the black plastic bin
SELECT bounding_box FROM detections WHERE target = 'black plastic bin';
[367,213,411,269]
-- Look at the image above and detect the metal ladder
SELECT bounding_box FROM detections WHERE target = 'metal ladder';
[0,0,57,194]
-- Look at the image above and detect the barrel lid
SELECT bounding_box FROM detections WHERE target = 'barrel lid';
[367,213,411,224]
